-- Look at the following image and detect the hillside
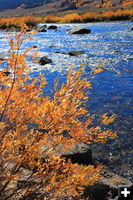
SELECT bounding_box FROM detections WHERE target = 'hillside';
[0,0,132,17]
[0,0,45,10]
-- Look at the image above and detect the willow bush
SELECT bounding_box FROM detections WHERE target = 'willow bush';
[0,27,117,200]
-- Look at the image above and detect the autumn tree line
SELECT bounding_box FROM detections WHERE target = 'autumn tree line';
[0,0,132,29]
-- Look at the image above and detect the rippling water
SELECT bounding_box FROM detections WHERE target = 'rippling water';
[0,21,133,180]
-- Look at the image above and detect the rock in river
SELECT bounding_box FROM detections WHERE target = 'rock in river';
[39,56,52,65]
[68,51,84,56]
[47,25,57,30]
[39,25,47,32]
[69,27,91,34]
[61,143,92,165]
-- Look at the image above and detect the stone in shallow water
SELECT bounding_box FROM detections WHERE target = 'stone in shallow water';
[3,71,11,76]
[47,25,57,30]
[84,168,132,200]
[38,25,47,32]
[69,27,91,34]
[39,56,52,65]
[61,143,92,165]
[68,50,84,56]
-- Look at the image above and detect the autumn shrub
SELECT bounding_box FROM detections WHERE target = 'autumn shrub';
[43,15,61,23]
[0,27,117,200]
[42,7,133,23]
[60,13,82,23]
[81,12,101,22]
[0,16,41,30]
[121,0,133,6]
[21,16,41,28]
[102,9,133,20]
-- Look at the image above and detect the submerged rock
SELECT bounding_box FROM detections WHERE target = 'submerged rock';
[47,25,57,30]
[38,28,46,32]
[69,27,91,34]
[38,25,47,32]
[39,28,46,32]
[32,45,37,48]
[84,169,132,200]
[39,56,52,65]
[68,50,84,56]
[49,45,56,48]
[54,51,60,53]
[3,71,11,76]
[61,143,92,165]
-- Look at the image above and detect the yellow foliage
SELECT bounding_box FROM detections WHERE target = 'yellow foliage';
[0,27,117,199]
[101,113,117,125]
[43,9,133,23]
[121,0,133,6]
[43,15,61,23]
[0,16,41,29]
[60,13,82,23]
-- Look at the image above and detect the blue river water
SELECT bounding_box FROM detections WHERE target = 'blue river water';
[0,21,133,180]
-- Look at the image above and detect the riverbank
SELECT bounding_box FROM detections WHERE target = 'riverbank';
[43,9,133,23]
[0,8,133,31]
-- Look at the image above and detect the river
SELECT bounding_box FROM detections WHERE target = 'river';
[0,21,133,180]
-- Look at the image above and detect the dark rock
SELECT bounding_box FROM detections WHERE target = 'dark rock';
[0,57,5,61]
[3,71,11,76]
[62,52,67,55]
[131,27,133,31]
[54,51,60,53]
[38,25,47,32]
[69,27,91,34]
[38,28,46,32]
[32,45,37,48]
[61,143,92,165]
[39,56,52,65]
[68,50,84,56]
[84,169,132,200]
[49,45,56,48]
[41,25,47,29]
[85,182,117,200]
[47,25,57,30]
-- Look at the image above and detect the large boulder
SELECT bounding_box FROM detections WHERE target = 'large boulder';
[61,143,92,165]
[69,27,91,34]
[47,25,57,30]
[39,56,52,65]
[68,50,84,56]
[84,169,132,200]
